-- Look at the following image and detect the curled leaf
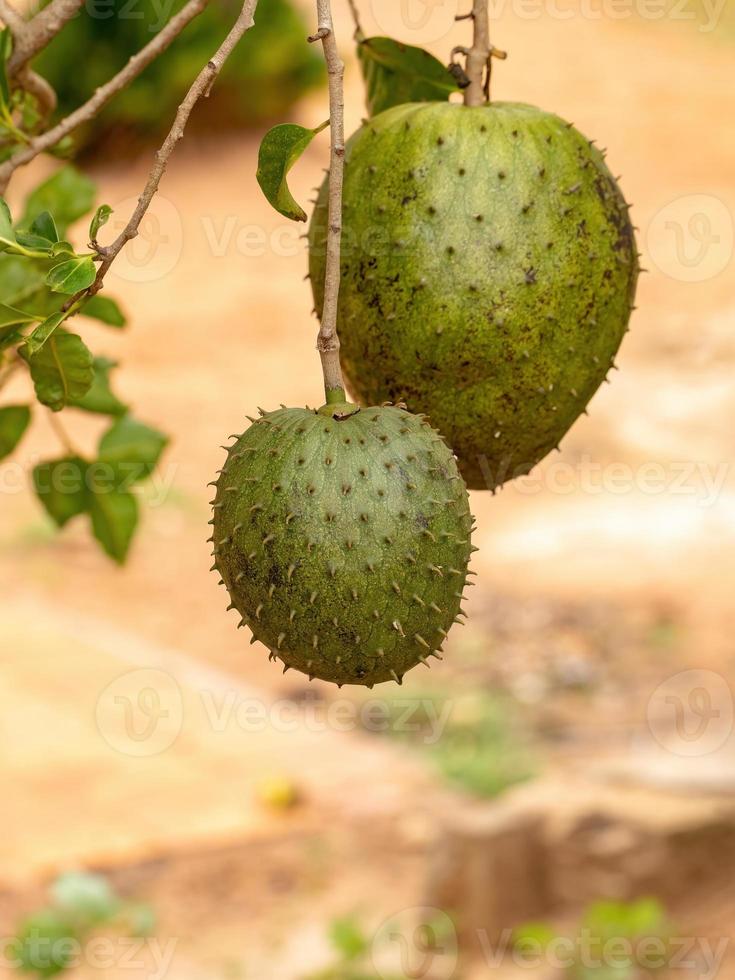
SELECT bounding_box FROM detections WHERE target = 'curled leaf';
[90,204,112,240]
[357,37,460,117]
[256,120,328,222]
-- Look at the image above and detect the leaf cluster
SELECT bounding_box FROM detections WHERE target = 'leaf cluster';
[0,166,166,563]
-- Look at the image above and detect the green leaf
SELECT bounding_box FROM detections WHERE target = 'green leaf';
[88,481,138,564]
[89,203,112,240]
[50,239,75,257]
[256,120,328,222]
[24,310,68,356]
[20,88,41,132]
[46,255,96,294]
[0,302,36,329]
[0,29,11,112]
[82,294,126,327]
[24,329,94,411]
[32,456,89,527]
[14,230,54,252]
[357,37,460,117]
[0,327,23,349]
[31,210,60,243]
[0,253,47,305]
[0,405,31,459]
[69,357,127,416]
[0,197,17,250]
[18,286,65,321]
[98,415,167,482]
[22,166,96,235]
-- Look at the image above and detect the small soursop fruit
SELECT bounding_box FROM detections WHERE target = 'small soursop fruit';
[211,400,474,687]
[309,102,639,490]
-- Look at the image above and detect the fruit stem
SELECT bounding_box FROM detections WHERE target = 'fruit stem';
[324,386,347,405]
[309,0,347,401]
[464,0,490,106]
[345,0,364,40]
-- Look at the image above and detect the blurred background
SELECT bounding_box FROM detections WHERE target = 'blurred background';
[0,0,734,976]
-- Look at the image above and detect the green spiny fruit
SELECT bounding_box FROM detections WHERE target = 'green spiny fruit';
[308,102,639,490]
[211,400,474,688]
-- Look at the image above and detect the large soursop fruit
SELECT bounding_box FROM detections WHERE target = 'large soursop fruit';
[309,102,639,490]
[211,400,474,687]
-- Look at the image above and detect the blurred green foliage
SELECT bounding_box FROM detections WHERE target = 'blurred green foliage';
[7,871,155,978]
[514,898,676,980]
[302,915,407,980]
[34,0,324,153]
[0,165,169,564]
[373,689,536,799]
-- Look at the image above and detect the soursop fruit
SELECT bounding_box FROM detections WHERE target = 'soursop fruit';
[309,101,639,490]
[211,399,474,687]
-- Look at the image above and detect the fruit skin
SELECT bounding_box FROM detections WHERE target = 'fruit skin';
[309,101,639,490]
[211,402,473,688]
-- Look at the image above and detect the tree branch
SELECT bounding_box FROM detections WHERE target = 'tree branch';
[464,0,490,107]
[7,0,85,77]
[0,0,27,37]
[309,0,346,400]
[18,66,57,121]
[0,0,210,191]
[63,0,260,309]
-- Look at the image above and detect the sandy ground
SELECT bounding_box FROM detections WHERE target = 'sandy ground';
[1,0,734,976]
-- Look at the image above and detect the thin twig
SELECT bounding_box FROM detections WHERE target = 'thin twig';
[345,0,363,39]
[63,0,260,309]
[464,0,490,107]
[19,67,57,121]
[7,0,85,77]
[0,0,210,192]
[309,0,346,400]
